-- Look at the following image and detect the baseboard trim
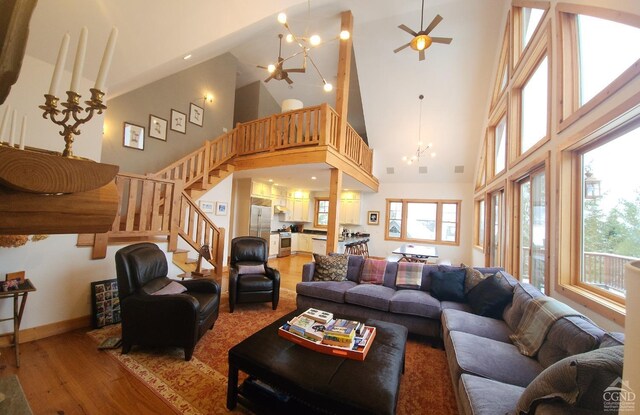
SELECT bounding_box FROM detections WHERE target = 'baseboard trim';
[0,315,91,347]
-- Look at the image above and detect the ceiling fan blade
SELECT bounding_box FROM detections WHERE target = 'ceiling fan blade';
[257,65,268,70]
[287,68,306,73]
[419,49,426,61]
[431,36,453,44]
[264,73,275,83]
[393,42,411,53]
[285,76,294,85]
[424,14,443,35]
[398,24,418,37]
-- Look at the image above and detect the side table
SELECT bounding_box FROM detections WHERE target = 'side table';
[0,279,36,367]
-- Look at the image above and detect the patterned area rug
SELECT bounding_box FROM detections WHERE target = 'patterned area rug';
[88,288,458,415]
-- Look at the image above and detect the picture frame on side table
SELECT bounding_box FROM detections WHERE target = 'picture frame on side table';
[199,201,214,213]
[149,114,167,141]
[170,109,187,134]
[216,202,228,216]
[91,278,121,329]
[123,122,145,150]
[189,103,204,127]
[367,211,380,225]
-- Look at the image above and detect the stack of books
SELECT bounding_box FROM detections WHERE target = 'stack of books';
[287,315,325,341]
[302,308,333,324]
[321,319,363,348]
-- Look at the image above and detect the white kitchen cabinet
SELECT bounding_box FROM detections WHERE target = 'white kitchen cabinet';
[271,186,287,206]
[311,237,327,255]
[297,234,312,253]
[269,234,279,257]
[340,197,361,225]
[251,181,271,198]
[284,190,311,222]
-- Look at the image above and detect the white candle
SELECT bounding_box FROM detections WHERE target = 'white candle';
[19,116,27,150]
[70,27,88,93]
[0,105,10,143]
[95,27,119,91]
[49,33,70,96]
[9,110,17,148]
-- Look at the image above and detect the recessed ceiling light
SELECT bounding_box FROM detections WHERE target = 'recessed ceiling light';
[268,179,273,182]
[274,183,279,186]
[311,176,317,180]
[340,30,350,40]
[183,54,192,60]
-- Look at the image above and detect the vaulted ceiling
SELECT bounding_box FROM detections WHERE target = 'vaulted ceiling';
[24,0,508,187]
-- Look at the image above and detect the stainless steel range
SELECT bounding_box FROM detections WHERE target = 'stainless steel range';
[278,231,291,257]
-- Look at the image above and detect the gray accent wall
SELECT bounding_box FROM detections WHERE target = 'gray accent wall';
[233,80,281,125]
[101,53,238,174]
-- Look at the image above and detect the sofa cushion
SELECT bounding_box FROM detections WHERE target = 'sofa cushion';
[389,290,440,319]
[418,264,439,292]
[459,374,525,415]
[296,281,357,304]
[440,301,472,313]
[382,261,399,288]
[430,270,466,302]
[237,275,274,291]
[312,254,349,281]
[237,264,265,275]
[516,346,624,414]
[448,331,544,387]
[344,284,396,312]
[600,332,625,348]
[395,262,423,289]
[346,255,365,282]
[359,258,387,284]
[466,272,514,319]
[150,280,187,295]
[503,283,545,332]
[537,316,605,368]
[441,309,512,343]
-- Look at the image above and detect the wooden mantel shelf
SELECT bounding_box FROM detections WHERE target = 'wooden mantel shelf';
[0,146,120,235]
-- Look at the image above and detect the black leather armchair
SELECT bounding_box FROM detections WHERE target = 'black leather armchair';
[229,236,280,313]
[115,242,220,361]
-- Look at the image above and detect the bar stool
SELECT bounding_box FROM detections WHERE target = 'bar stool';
[344,242,356,255]
[361,239,370,258]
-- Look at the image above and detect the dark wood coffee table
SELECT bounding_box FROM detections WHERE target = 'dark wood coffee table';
[227,310,408,415]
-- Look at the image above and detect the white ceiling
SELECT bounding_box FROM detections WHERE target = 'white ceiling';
[23,0,509,190]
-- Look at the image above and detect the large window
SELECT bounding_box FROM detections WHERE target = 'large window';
[520,56,548,154]
[494,115,507,175]
[314,198,329,228]
[488,189,504,267]
[514,167,547,293]
[474,198,485,249]
[385,199,461,245]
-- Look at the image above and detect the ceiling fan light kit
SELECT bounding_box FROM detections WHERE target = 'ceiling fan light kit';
[394,0,452,61]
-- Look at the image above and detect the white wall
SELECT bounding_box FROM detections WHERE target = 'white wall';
[362,182,474,264]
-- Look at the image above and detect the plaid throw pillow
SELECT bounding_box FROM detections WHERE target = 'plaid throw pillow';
[312,254,348,281]
[396,262,423,288]
[359,258,387,285]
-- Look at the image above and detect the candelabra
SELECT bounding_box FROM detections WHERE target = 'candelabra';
[39,88,107,158]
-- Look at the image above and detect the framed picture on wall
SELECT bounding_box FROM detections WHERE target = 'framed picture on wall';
[199,200,214,213]
[123,122,145,150]
[170,109,187,134]
[189,103,204,127]
[367,211,380,225]
[149,114,167,141]
[216,202,228,216]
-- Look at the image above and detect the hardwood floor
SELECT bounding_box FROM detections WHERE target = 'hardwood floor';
[0,254,310,415]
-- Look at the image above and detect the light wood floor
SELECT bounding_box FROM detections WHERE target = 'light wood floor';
[0,254,311,415]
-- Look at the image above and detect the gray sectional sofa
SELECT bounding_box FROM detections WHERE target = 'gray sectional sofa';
[296,255,625,414]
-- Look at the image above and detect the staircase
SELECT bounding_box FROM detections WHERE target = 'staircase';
[82,103,374,279]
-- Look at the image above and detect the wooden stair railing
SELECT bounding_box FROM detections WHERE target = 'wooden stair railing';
[177,190,225,279]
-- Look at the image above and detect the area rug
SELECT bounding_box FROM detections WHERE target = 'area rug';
[88,288,458,415]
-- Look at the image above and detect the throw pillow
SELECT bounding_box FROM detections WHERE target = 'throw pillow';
[312,253,349,282]
[237,264,265,275]
[461,263,491,294]
[516,346,624,414]
[395,262,423,288]
[359,258,387,284]
[466,271,514,319]
[151,281,187,295]
[430,269,466,302]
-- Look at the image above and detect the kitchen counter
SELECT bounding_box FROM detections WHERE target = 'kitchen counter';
[311,235,370,255]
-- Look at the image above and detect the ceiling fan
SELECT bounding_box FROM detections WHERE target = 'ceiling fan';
[393,0,453,61]
[257,34,306,84]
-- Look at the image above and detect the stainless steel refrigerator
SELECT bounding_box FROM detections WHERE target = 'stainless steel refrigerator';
[249,197,272,250]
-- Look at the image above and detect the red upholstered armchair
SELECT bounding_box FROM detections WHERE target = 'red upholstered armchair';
[229,236,280,312]
[115,243,220,361]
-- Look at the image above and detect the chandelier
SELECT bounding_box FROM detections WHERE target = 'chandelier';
[402,94,436,165]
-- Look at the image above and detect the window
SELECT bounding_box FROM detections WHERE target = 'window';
[494,115,507,175]
[522,8,544,47]
[314,198,329,228]
[475,199,485,249]
[487,189,504,267]
[558,5,640,130]
[385,199,461,245]
[490,19,510,110]
[513,4,547,68]
[520,56,548,154]
[513,167,547,293]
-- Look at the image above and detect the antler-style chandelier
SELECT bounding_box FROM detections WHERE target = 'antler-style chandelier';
[402,94,436,165]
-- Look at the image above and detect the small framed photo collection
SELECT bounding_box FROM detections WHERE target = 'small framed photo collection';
[123,122,145,150]
[189,103,204,127]
[170,109,187,134]
[149,114,167,141]
[91,278,121,329]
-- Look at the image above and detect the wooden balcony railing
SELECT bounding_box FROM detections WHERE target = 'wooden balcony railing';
[583,251,635,294]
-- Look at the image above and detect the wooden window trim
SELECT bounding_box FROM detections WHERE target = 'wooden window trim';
[490,14,511,113]
[488,97,509,183]
[384,199,462,246]
[556,3,640,133]
[508,152,550,293]
[509,23,551,168]
[475,134,488,192]
[473,197,486,251]
[313,198,329,228]
[485,185,507,268]
[511,1,551,73]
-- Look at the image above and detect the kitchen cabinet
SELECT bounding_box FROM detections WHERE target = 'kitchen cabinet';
[291,233,299,252]
[312,237,327,255]
[339,191,361,225]
[284,190,310,222]
[297,234,312,253]
[269,234,279,257]
[251,181,271,198]
[271,186,287,207]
